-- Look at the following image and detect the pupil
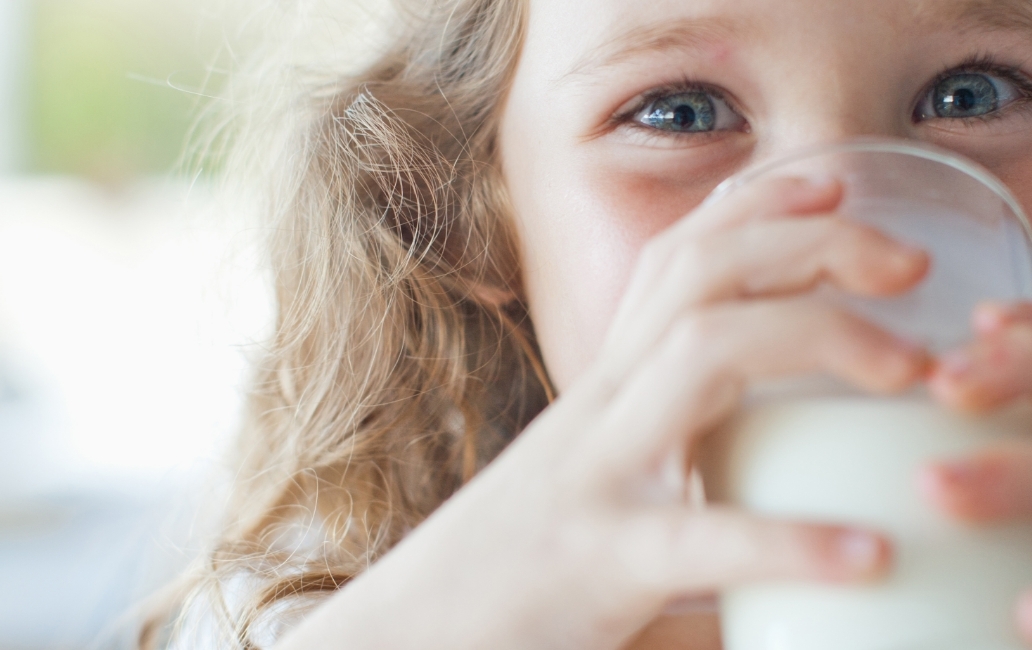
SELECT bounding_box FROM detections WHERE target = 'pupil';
[640,92,716,132]
[932,74,998,118]
[952,88,976,111]
[672,105,697,128]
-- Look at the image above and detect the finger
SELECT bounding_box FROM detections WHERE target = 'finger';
[614,507,891,596]
[625,612,721,650]
[618,178,843,317]
[929,323,1032,412]
[1015,590,1032,644]
[590,299,928,472]
[973,301,1032,335]
[918,445,1032,523]
[687,176,845,235]
[660,217,927,304]
[612,177,845,339]
[605,219,927,375]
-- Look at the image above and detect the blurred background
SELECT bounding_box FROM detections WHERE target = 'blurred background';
[0,1,271,647]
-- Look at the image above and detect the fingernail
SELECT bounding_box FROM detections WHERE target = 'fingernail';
[805,175,839,191]
[836,531,883,569]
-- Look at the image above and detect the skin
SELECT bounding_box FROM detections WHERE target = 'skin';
[275,0,1032,649]
[500,0,1032,645]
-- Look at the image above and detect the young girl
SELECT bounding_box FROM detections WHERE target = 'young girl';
[149,0,1032,648]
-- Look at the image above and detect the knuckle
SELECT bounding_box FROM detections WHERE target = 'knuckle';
[826,216,861,242]
[706,515,758,563]
[613,515,678,589]
[821,304,860,334]
[840,221,889,253]
[809,305,857,350]
[639,237,674,270]
[742,520,833,580]
[816,219,862,258]
[692,514,766,579]
[670,238,712,283]
[826,318,873,362]
[668,312,718,355]
[780,526,830,576]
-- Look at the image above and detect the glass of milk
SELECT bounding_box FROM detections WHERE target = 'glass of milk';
[699,138,1032,650]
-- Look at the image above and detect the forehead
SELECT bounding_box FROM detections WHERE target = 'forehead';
[522,0,1032,79]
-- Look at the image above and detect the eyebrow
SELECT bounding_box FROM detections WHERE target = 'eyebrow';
[561,0,1032,86]
[560,17,752,83]
[921,0,1032,32]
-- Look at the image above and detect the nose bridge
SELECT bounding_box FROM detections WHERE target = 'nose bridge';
[800,105,901,141]
[774,82,907,151]
[762,28,909,151]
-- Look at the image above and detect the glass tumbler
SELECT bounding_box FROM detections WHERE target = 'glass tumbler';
[699,139,1032,650]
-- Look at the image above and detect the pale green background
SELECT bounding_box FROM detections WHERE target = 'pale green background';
[28,0,222,179]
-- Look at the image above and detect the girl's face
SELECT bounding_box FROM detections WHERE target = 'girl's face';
[499,0,1032,390]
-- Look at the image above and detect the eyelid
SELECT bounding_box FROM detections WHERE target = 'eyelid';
[612,80,747,131]
[606,80,738,119]
[914,57,1032,121]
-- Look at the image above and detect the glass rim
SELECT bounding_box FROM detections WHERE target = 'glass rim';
[706,137,1032,242]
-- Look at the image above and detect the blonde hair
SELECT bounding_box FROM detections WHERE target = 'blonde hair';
[144,0,550,646]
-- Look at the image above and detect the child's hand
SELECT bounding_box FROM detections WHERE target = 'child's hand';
[276,177,929,650]
[924,302,1032,643]
[929,302,1032,413]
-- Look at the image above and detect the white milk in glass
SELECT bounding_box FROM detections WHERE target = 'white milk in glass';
[703,397,1032,650]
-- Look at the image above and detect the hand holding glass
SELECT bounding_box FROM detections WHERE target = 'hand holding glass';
[701,140,1032,650]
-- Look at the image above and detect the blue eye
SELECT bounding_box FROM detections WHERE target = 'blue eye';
[915,69,1032,122]
[932,74,998,118]
[634,90,743,134]
[641,92,716,132]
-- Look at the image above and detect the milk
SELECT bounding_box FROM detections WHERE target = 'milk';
[702,397,1032,650]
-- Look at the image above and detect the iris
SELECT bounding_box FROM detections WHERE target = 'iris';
[933,74,998,118]
[643,92,717,132]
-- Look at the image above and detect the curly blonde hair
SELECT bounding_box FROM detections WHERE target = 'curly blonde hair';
[143,1,550,646]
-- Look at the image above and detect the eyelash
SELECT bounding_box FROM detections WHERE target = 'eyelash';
[916,53,1032,123]
[610,56,1032,138]
[610,76,745,136]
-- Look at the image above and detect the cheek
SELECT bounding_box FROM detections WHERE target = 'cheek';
[563,171,696,324]
[516,154,732,390]
[937,134,1032,220]
[994,158,1032,219]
